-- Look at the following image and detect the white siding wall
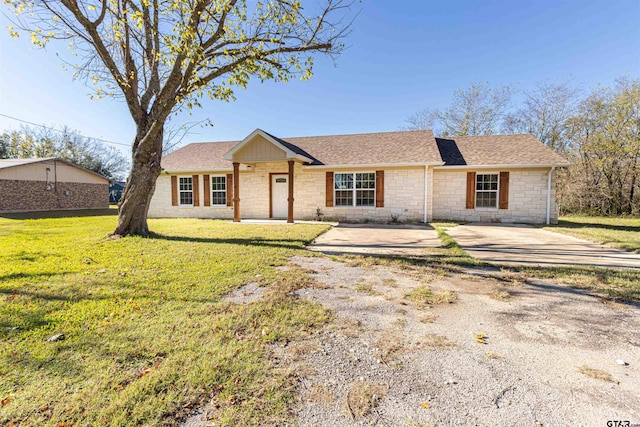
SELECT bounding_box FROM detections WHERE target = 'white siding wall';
[0,160,108,184]
[431,168,558,224]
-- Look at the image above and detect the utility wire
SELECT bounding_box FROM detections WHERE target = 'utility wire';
[0,112,130,148]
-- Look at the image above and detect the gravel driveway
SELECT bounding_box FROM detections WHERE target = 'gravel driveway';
[276,256,640,426]
[183,252,639,427]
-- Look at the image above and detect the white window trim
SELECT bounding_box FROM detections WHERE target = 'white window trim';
[210,175,227,206]
[475,172,499,210]
[178,176,194,207]
[334,172,376,208]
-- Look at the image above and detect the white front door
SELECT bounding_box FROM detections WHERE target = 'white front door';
[271,174,288,218]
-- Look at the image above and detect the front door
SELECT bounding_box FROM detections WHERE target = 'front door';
[271,174,288,218]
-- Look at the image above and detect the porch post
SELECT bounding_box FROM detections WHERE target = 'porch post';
[287,160,294,223]
[233,162,240,222]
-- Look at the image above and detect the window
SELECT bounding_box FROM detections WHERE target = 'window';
[334,172,375,207]
[211,176,226,205]
[179,177,193,205]
[476,174,498,208]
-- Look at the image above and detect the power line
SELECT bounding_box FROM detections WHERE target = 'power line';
[0,112,131,148]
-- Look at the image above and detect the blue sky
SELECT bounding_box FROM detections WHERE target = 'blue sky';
[1,0,638,155]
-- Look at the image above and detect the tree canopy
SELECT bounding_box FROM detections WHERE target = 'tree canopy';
[562,77,640,215]
[0,125,129,179]
[406,76,640,216]
[6,0,354,235]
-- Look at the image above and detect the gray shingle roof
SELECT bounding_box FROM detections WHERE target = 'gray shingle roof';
[161,130,569,172]
[435,134,570,166]
[161,141,237,171]
[281,130,441,166]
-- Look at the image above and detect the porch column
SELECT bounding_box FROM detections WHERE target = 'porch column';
[287,160,294,223]
[233,162,240,222]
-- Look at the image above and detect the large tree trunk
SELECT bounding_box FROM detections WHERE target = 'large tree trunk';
[113,128,163,237]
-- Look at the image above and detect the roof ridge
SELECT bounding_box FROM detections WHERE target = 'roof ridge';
[282,129,432,140]
[179,129,433,146]
[436,133,534,139]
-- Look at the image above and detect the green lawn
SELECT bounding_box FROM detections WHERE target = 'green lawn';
[544,216,640,253]
[0,215,330,426]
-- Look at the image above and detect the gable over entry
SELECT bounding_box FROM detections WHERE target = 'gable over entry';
[222,129,313,223]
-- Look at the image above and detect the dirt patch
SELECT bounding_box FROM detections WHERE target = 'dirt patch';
[221,281,264,304]
[283,255,640,426]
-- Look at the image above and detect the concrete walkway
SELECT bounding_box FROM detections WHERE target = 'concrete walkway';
[446,223,640,270]
[307,224,441,256]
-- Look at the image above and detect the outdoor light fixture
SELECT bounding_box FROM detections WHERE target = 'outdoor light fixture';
[45,167,53,190]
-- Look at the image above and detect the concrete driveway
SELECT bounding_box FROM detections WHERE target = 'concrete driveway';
[307,223,441,256]
[446,223,640,269]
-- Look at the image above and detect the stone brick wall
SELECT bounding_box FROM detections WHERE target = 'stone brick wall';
[0,180,109,212]
[149,173,234,219]
[148,163,428,223]
[431,168,558,224]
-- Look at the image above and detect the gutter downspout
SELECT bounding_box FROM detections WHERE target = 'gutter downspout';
[423,165,428,224]
[546,166,555,225]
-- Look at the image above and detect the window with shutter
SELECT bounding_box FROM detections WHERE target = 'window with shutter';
[178,177,193,206]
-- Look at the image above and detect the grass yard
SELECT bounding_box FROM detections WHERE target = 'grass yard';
[0,215,330,426]
[545,216,640,253]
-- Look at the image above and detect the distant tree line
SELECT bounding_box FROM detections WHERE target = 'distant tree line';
[0,125,129,180]
[405,76,640,216]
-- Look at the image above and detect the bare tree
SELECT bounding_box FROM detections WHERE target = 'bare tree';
[161,116,212,156]
[403,108,437,132]
[503,80,579,152]
[6,0,353,236]
[405,82,511,136]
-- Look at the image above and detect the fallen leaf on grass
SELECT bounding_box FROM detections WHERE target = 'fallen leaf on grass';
[1,395,11,406]
[420,402,431,409]
[4,294,19,301]
[137,361,161,378]
[54,423,72,427]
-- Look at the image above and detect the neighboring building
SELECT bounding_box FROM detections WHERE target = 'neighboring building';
[109,181,126,203]
[148,129,569,224]
[0,158,110,213]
